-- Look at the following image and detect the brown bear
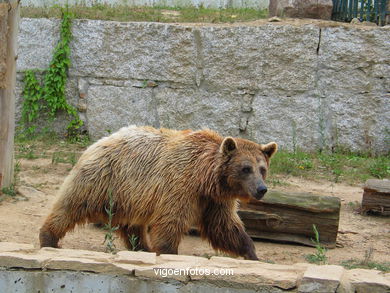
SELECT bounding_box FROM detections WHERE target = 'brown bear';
[39,126,277,260]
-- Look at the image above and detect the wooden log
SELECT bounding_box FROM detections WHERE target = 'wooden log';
[0,0,19,189]
[361,179,390,216]
[239,191,341,248]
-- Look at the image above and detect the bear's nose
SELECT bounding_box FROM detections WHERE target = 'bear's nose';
[255,185,267,200]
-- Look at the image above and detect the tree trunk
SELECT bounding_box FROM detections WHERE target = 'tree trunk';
[239,191,341,248]
[0,0,19,189]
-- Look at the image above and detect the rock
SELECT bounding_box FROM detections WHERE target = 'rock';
[0,242,34,253]
[114,251,156,265]
[45,257,134,275]
[317,27,390,154]
[269,0,333,19]
[146,80,158,87]
[86,85,159,139]
[339,269,390,292]
[190,260,303,290]
[351,18,361,24]
[134,263,190,282]
[14,19,390,154]
[362,21,377,27]
[0,251,49,269]
[17,186,45,198]
[268,16,282,22]
[158,254,209,266]
[38,247,114,262]
[17,18,61,72]
[70,20,197,85]
[78,78,89,101]
[298,265,344,292]
[199,25,319,93]
[155,87,241,138]
[77,101,87,112]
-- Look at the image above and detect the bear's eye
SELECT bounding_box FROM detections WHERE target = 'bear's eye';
[260,167,267,177]
[242,166,252,174]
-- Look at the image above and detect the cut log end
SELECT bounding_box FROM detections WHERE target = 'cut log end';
[362,179,390,216]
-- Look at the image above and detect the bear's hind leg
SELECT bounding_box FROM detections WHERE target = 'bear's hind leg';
[149,222,184,255]
[118,225,150,251]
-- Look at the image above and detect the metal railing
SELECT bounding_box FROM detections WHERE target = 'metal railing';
[332,0,389,25]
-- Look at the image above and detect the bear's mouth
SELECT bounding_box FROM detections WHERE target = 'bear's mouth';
[254,193,265,200]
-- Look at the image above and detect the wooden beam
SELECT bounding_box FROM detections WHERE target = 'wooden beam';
[0,0,19,188]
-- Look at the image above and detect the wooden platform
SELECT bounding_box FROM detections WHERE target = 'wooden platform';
[238,191,341,248]
[362,179,390,216]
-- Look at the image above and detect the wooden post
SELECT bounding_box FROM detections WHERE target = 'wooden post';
[0,0,19,189]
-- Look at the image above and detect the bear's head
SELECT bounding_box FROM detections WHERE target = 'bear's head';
[219,137,277,202]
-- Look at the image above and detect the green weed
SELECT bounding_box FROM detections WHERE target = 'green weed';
[1,186,17,197]
[305,224,327,264]
[20,8,83,140]
[103,190,119,254]
[128,234,140,251]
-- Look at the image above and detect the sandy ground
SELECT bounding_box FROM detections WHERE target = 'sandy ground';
[0,155,389,266]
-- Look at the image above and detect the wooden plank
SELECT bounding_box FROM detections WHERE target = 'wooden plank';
[362,179,390,216]
[240,191,341,248]
[0,0,19,189]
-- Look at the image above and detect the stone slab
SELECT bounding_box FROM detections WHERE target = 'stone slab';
[298,265,344,293]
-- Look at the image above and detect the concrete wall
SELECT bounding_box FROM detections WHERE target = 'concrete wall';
[21,0,270,9]
[16,18,390,153]
[0,242,389,292]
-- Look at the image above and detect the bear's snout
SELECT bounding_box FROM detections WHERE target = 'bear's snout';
[255,185,267,200]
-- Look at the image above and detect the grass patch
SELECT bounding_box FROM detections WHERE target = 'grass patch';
[270,149,390,184]
[15,132,90,160]
[51,151,78,166]
[21,5,268,23]
[341,259,390,272]
[340,247,390,272]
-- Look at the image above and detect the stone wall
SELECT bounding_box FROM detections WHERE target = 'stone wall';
[21,0,270,9]
[16,18,390,153]
[0,242,389,292]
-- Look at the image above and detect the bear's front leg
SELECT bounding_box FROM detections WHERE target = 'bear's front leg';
[200,199,258,260]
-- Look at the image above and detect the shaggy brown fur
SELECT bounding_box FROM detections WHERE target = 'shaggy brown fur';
[39,126,277,260]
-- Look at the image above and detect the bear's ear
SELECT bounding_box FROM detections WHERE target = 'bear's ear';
[220,137,237,156]
[262,142,278,158]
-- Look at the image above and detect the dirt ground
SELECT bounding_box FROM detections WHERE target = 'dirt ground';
[0,153,389,267]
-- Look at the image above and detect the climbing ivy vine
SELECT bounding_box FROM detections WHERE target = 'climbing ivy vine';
[21,9,83,139]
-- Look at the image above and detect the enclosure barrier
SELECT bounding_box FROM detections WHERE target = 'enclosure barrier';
[0,242,389,292]
[332,0,390,25]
